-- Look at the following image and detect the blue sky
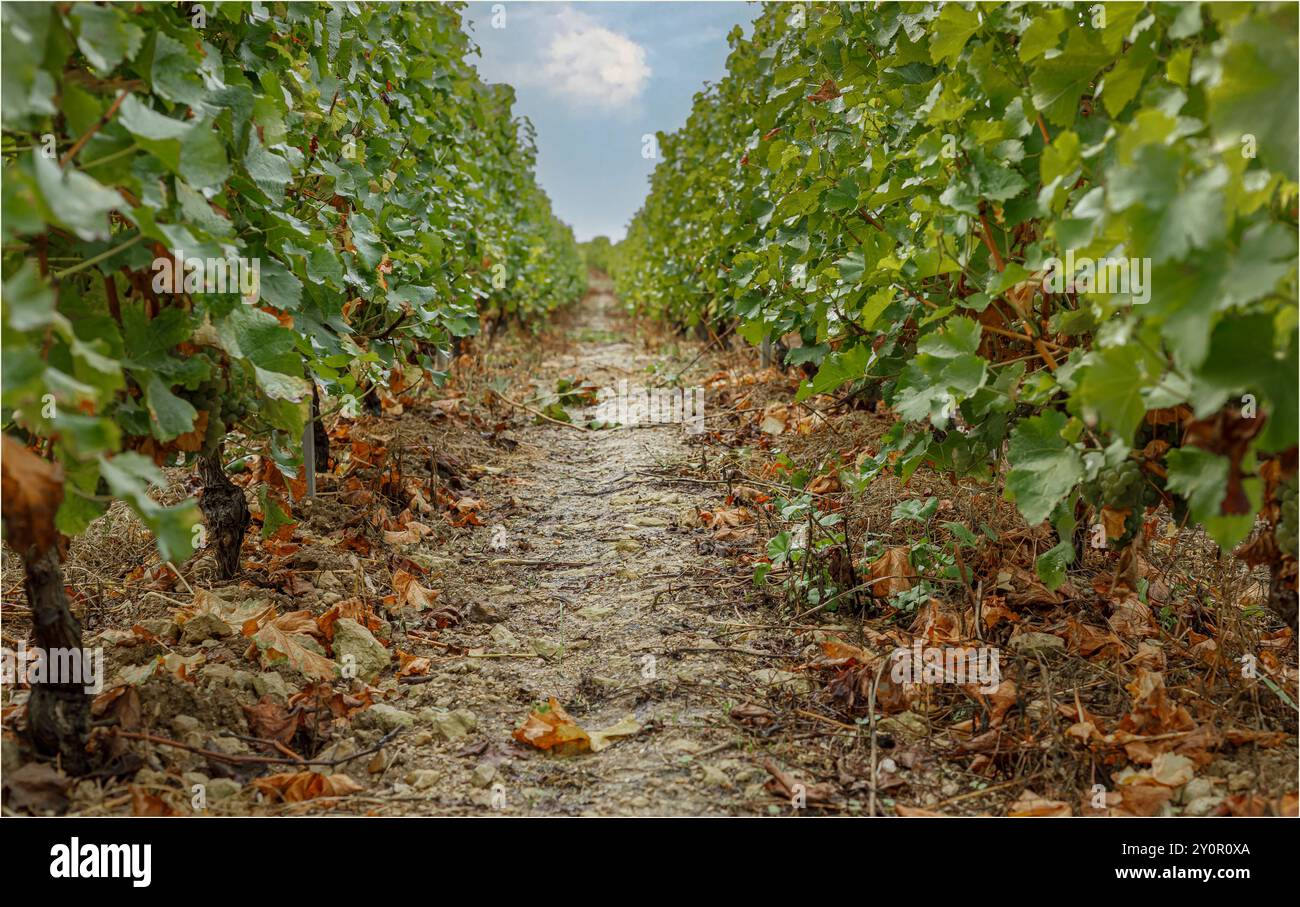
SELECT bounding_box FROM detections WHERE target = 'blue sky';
[463,1,759,242]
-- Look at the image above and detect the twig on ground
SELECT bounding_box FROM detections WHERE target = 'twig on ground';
[110,727,403,768]
[490,388,591,432]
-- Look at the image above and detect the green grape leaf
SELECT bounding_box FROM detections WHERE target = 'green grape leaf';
[1006,411,1084,525]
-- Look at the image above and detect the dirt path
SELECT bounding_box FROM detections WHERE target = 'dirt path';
[388,282,778,816]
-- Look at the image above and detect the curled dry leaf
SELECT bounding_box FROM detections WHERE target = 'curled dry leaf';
[242,695,301,746]
[1007,789,1071,817]
[513,698,589,755]
[1,762,70,812]
[512,698,641,755]
[319,598,387,641]
[806,473,840,495]
[250,771,362,802]
[760,759,838,806]
[396,650,432,678]
[867,546,914,598]
[383,521,433,546]
[0,435,64,555]
[248,619,337,681]
[729,702,777,728]
[817,638,876,668]
[758,403,790,435]
[119,652,204,685]
[131,786,183,817]
[806,77,841,102]
[391,569,437,612]
[894,805,950,817]
[1100,505,1131,541]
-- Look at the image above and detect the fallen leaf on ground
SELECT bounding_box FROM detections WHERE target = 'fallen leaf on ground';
[319,598,387,640]
[817,639,875,667]
[93,685,142,730]
[1007,789,1071,817]
[250,771,362,802]
[396,650,432,677]
[131,786,183,816]
[1,762,70,812]
[699,507,752,529]
[1149,752,1195,787]
[588,716,642,752]
[760,759,838,806]
[513,698,590,754]
[242,695,300,746]
[894,805,949,817]
[383,521,433,545]
[511,699,642,755]
[758,403,789,435]
[730,702,777,728]
[867,546,914,598]
[248,620,337,681]
[1119,784,1173,816]
[391,569,437,612]
[119,652,204,685]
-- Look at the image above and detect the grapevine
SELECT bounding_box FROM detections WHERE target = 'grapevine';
[614,1,1299,603]
[0,1,584,768]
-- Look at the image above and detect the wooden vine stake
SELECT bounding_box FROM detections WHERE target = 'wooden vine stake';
[302,417,316,498]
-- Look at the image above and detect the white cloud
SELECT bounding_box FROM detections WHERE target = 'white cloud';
[540,13,651,109]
